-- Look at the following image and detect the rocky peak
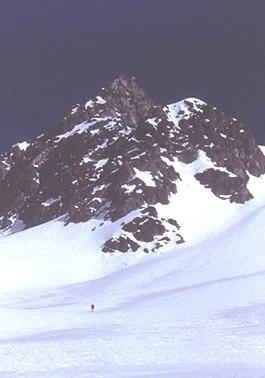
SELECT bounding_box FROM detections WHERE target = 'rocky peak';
[99,75,154,126]
[0,77,265,254]
[39,76,154,142]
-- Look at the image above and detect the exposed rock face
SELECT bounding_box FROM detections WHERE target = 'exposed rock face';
[99,76,154,125]
[0,76,264,252]
[102,206,184,253]
[195,169,253,203]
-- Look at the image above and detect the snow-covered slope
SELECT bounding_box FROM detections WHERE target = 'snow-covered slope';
[1,160,265,377]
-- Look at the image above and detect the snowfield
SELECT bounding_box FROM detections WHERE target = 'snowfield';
[1,154,265,377]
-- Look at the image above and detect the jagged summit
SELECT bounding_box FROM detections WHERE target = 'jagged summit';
[39,75,153,141]
[99,75,154,123]
[0,76,265,253]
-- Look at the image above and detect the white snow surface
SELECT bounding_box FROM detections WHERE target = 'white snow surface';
[164,98,207,128]
[134,168,156,187]
[16,141,30,151]
[1,150,265,377]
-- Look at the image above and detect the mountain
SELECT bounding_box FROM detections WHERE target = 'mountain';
[1,76,265,377]
[0,76,265,255]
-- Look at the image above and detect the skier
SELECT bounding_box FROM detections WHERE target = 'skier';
[91,304,95,312]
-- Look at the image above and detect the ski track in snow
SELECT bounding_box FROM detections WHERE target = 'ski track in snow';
[1,171,265,376]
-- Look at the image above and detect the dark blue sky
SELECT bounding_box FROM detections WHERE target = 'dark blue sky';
[1,0,265,153]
